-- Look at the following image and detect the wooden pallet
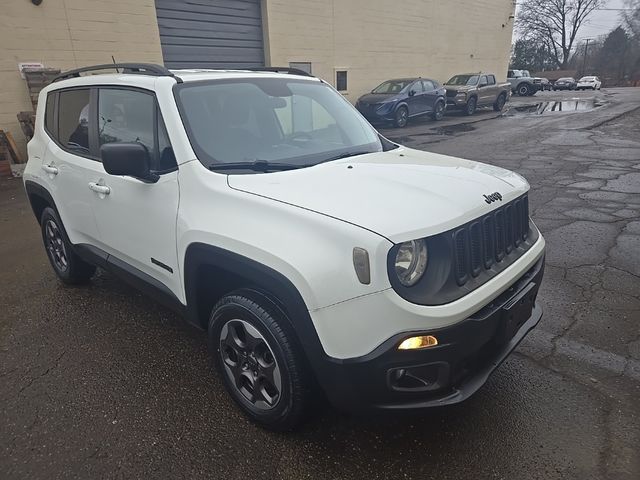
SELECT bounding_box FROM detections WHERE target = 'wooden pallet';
[0,130,23,164]
[23,68,60,111]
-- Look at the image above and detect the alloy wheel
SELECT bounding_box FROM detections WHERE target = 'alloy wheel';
[45,219,68,272]
[434,102,444,120]
[219,319,282,410]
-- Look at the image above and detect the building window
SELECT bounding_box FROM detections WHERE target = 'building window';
[336,71,348,92]
[289,62,312,75]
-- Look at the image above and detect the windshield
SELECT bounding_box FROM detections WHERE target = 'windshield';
[446,75,479,86]
[371,79,413,94]
[558,78,573,81]
[176,78,383,170]
[579,76,595,81]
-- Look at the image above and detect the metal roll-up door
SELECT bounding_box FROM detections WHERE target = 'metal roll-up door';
[155,0,264,69]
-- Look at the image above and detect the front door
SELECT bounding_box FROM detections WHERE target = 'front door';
[87,87,182,300]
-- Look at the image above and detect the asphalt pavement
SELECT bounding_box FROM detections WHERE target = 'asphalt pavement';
[1,87,639,479]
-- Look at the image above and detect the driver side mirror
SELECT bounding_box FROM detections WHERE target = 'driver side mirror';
[101,142,158,183]
[408,90,416,97]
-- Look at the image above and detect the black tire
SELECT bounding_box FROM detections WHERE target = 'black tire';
[516,83,531,96]
[40,207,95,285]
[465,96,477,116]
[493,93,507,112]
[208,290,314,431]
[431,100,445,121]
[394,106,408,128]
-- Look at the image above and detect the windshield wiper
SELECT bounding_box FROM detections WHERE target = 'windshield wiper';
[208,160,303,172]
[322,150,373,163]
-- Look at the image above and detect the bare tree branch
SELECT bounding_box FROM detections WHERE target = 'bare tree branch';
[516,0,602,68]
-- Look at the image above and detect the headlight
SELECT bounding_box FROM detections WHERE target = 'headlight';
[394,239,428,287]
[376,101,396,114]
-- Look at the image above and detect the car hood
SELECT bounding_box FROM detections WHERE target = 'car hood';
[443,84,473,92]
[358,93,400,104]
[227,148,529,243]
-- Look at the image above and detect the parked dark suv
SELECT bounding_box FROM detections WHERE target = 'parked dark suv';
[356,78,446,128]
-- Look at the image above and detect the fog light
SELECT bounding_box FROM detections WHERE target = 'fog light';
[398,335,438,350]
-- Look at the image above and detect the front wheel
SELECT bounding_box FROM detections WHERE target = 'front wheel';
[394,106,408,128]
[40,207,95,284]
[493,93,507,111]
[431,101,445,121]
[208,290,314,431]
[517,83,531,96]
[465,96,477,115]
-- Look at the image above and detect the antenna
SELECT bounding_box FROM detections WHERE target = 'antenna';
[111,56,119,74]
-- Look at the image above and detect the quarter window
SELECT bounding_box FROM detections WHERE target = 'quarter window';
[44,93,56,136]
[58,89,91,155]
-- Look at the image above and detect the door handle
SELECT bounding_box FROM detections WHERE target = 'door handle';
[88,182,111,195]
[42,164,58,175]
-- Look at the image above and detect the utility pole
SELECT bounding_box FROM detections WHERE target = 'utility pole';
[582,38,592,76]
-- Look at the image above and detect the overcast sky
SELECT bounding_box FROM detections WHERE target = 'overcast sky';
[576,0,629,42]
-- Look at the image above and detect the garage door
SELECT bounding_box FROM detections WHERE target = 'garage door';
[155,0,264,69]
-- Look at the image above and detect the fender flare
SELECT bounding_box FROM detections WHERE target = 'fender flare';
[394,101,409,114]
[182,242,348,398]
[183,242,330,353]
[24,180,58,221]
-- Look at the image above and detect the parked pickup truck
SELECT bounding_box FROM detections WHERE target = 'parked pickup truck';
[507,70,542,96]
[444,73,511,115]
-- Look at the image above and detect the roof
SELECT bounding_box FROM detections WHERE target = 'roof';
[43,68,320,93]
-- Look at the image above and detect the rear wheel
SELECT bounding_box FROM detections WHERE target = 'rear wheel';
[493,93,507,112]
[208,290,314,431]
[431,101,445,121]
[465,96,477,115]
[394,106,408,128]
[40,207,95,284]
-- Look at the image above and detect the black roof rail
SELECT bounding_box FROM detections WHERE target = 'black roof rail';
[244,67,314,77]
[52,63,182,83]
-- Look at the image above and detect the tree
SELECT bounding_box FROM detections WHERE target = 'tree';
[594,27,631,82]
[622,0,640,39]
[516,0,603,68]
[510,38,558,71]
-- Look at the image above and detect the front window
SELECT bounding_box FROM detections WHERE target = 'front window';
[446,75,479,86]
[175,78,384,170]
[371,79,413,94]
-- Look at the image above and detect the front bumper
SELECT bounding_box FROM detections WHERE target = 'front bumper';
[317,255,545,412]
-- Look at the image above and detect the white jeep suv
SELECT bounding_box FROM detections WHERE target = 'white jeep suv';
[23,63,545,430]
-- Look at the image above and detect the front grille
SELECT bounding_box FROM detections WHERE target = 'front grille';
[453,195,530,286]
[446,90,458,98]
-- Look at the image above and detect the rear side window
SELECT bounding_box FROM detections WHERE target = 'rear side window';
[58,89,91,155]
[488,75,496,85]
[44,93,56,136]
[422,80,435,91]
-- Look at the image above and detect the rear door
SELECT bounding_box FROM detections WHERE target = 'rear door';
[41,87,103,245]
[477,75,492,105]
[87,87,182,298]
[406,80,426,116]
[422,80,439,112]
